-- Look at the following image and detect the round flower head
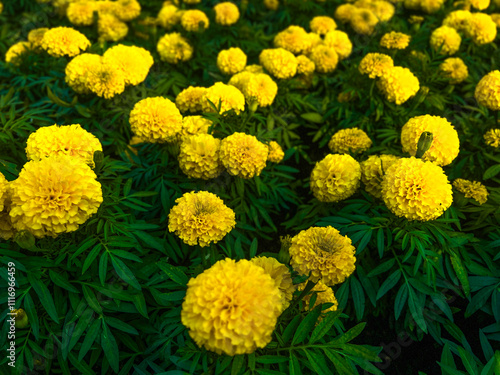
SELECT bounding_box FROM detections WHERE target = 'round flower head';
[220,133,268,178]
[217,47,247,75]
[381,157,453,221]
[491,13,500,27]
[181,10,209,32]
[430,26,461,55]
[350,8,379,35]
[475,71,500,110]
[420,0,446,13]
[114,0,141,22]
[9,155,103,238]
[67,1,97,26]
[443,10,472,31]
[244,74,278,107]
[259,48,297,79]
[298,280,338,315]
[264,0,279,10]
[310,154,361,202]
[178,134,224,180]
[296,55,315,75]
[157,4,182,29]
[470,0,490,10]
[465,13,497,45]
[371,0,396,22]
[484,129,500,147]
[178,115,212,140]
[26,124,102,167]
[202,82,245,115]
[168,191,235,247]
[28,28,48,51]
[157,32,193,64]
[304,32,322,54]
[309,45,338,74]
[323,30,352,60]
[181,258,282,355]
[361,154,400,199]
[273,25,311,55]
[453,179,488,205]
[41,27,90,57]
[267,141,285,163]
[84,58,126,99]
[250,256,295,311]
[335,4,357,23]
[214,2,240,26]
[228,71,253,93]
[98,13,128,42]
[176,86,207,113]
[5,42,31,65]
[129,97,183,143]
[0,173,8,212]
[65,53,101,94]
[439,58,468,84]
[401,115,460,166]
[310,16,337,36]
[380,31,411,49]
[328,128,372,154]
[289,226,356,286]
[103,45,153,86]
[359,53,394,79]
[377,66,420,105]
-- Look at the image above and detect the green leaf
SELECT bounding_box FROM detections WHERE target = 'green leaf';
[27,273,59,323]
[231,355,246,375]
[341,344,382,362]
[82,285,103,315]
[78,318,101,361]
[483,164,500,180]
[132,293,149,318]
[377,228,385,258]
[376,269,401,300]
[351,276,365,321]
[135,231,165,252]
[157,261,188,286]
[68,308,95,353]
[336,322,366,344]
[49,270,79,293]
[99,251,109,286]
[451,254,470,296]
[282,315,302,344]
[105,317,139,335]
[255,355,288,364]
[408,287,427,333]
[309,310,341,344]
[24,294,39,340]
[457,346,478,375]
[303,349,331,375]
[301,112,323,123]
[367,258,395,277]
[250,238,258,258]
[291,307,321,345]
[101,323,120,373]
[110,255,141,291]
[82,244,102,274]
[289,355,302,375]
[323,348,357,375]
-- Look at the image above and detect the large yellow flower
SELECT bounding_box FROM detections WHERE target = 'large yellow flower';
[381,157,452,221]
[360,154,400,199]
[181,258,282,355]
[289,226,356,286]
[219,132,268,178]
[484,129,500,147]
[217,47,247,75]
[453,179,488,205]
[430,26,461,55]
[323,30,352,60]
[84,58,126,99]
[65,53,102,94]
[259,48,297,79]
[67,1,97,26]
[41,27,90,57]
[377,66,420,105]
[244,73,278,107]
[181,10,209,32]
[168,191,235,247]
[176,86,207,113]
[443,10,472,32]
[97,13,129,42]
[9,155,103,238]
[464,13,497,45]
[129,97,183,143]
[439,58,468,84]
[214,2,240,26]
[298,280,338,315]
[359,53,394,79]
[310,154,361,202]
[328,128,372,154]
[296,55,315,75]
[202,82,245,114]
[103,44,154,86]
[178,134,224,180]
[309,45,338,74]
[157,32,193,64]
[274,25,311,55]
[310,16,337,36]
[475,71,500,110]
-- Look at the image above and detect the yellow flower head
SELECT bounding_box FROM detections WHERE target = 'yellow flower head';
[484,129,500,147]
[181,10,209,32]
[377,66,420,105]
[381,157,452,221]
[289,226,356,286]
[9,155,103,238]
[361,154,400,199]
[181,258,282,355]
[259,48,298,79]
[350,8,379,35]
[114,0,141,22]
[26,124,102,168]
[323,30,352,60]
[203,82,245,114]
[168,191,235,247]
[372,0,396,22]
[157,4,182,29]
[430,26,461,55]
[0,190,14,241]
[359,53,394,79]
[328,128,372,154]
[475,70,500,111]
[490,14,500,28]
[310,16,337,35]
[183,0,201,4]
[27,28,48,50]
[178,134,224,180]
[244,73,278,107]
[65,53,100,94]
[296,55,315,75]
[220,132,268,178]
[443,10,472,32]
[214,2,240,26]
[439,57,468,84]
[465,13,497,45]
[84,58,126,99]
[41,27,90,57]
[97,13,128,42]
[310,154,361,202]
[409,15,425,24]
[453,179,488,205]
[129,97,183,143]
[380,31,411,49]
[5,42,31,65]
[103,45,153,86]
[298,280,338,314]
[274,25,312,55]
[176,86,207,113]
[67,1,97,26]
[335,4,357,23]
[309,45,338,74]
[217,47,247,75]
[228,71,253,92]
[250,256,295,311]
[267,141,285,163]
[0,173,8,212]
[264,0,279,10]
[470,0,490,11]
[420,0,445,13]
[178,115,212,140]
[157,32,193,64]
[244,64,264,74]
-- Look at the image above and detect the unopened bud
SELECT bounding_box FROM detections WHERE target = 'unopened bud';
[278,235,292,264]
[416,131,433,158]
[12,309,29,329]
[93,150,104,168]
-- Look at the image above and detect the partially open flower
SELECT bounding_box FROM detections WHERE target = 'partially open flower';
[453,179,488,205]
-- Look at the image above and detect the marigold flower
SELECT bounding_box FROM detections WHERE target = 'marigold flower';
[65,53,101,94]
[27,28,48,51]
[157,4,182,29]
[181,258,282,355]
[409,15,425,24]
[202,82,245,114]
[0,173,8,212]
[377,66,420,105]
[214,2,240,26]
[475,71,500,110]
[289,226,356,286]
[259,48,298,79]
[350,8,379,35]
[168,191,235,247]
[359,53,394,79]
[0,209,14,241]
[361,154,400,199]
[381,157,452,221]
[267,141,284,163]
[244,74,278,107]
[484,129,500,147]
[274,25,311,55]
[453,179,488,204]
[420,0,445,13]
[176,86,207,113]
[114,0,141,22]
[67,1,96,26]
[217,47,247,75]
[309,45,338,74]
[181,10,209,32]
[157,32,193,64]
[98,13,128,42]
[310,154,361,202]
[9,155,103,238]
[430,26,461,56]
[335,4,357,23]
[464,13,497,45]
[470,0,490,10]
[129,97,183,143]
[298,280,338,314]
[371,0,396,22]
[184,0,201,4]
[178,116,212,140]
[103,45,153,86]
[264,0,279,10]
[380,31,411,49]
[443,10,472,31]
[296,55,315,75]
[5,42,31,65]
[179,134,224,180]
[244,64,264,74]
[220,132,268,178]
[41,27,90,57]
[439,57,468,84]
[310,16,337,35]
[491,14,500,28]
[85,58,126,99]
[228,71,253,92]
[328,128,372,154]
[323,30,352,60]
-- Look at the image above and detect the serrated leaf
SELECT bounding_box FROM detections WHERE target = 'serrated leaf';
[304,349,331,375]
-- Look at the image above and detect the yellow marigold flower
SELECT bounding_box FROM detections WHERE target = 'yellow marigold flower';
[0,209,14,241]
[309,45,338,74]
[98,13,128,42]
[296,55,315,75]
[380,31,411,49]
[464,13,497,45]
[491,14,500,28]
[41,27,90,57]
[304,32,322,55]
[250,256,295,311]
[323,30,352,60]
[181,10,209,32]
[28,28,48,51]
[26,124,102,168]
[259,48,297,79]
[298,280,338,314]
[359,53,394,79]
[409,15,425,24]
[0,173,8,212]
[361,154,400,199]
[484,129,500,147]
[183,0,201,3]
[103,45,153,86]
[178,115,212,140]
[420,0,445,13]
[350,8,379,35]
[168,191,235,247]
[381,157,452,221]
[179,134,224,180]
[181,258,282,355]
[95,0,117,14]
[372,0,396,22]
[264,0,279,10]
[157,4,182,29]
[475,70,500,110]
[401,115,459,166]
[289,226,356,286]
[453,179,488,204]
[220,132,268,178]
[470,0,490,10]
[335,4,357,23]
[9,155,103,238]
[157,32,193,64]
[443,10,472,31]
[274,25,312,55]
[85,58,126,99]
[65,53,101,94]
[217,47,247,75]
[245,74,278,107]
[130,97,183,143]
[310,154,361,202]
[328,128,372,154]
[228,71,253,93]
[5,42,31,65]
[214,2,240,26]
[377,66,420,105]
[439,57,468,84]
[176,86,207,113]
[114,0,141,22]
[430,26,461,55]
[244,64,264,74]
[267,141,284,163]
[310,16,337,35]
[67,1,96,26]
[202,82,245,115]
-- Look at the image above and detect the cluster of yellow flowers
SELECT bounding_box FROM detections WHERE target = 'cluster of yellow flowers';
[334,0,395,35]
[443,10,497,45]
[453,179,489,205]
[229,68,279,108]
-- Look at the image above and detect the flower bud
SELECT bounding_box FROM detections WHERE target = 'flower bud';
[416,131,433,158]
[12,309,29,329]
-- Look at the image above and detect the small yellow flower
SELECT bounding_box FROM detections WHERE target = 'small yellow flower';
[484,129,500,147]
[178,134,224,180]
[469,0,490,10]
[178,115,212,140]
[377,66,420,105]
[328,128,372,154]
[214,2,240,26]
[157,32,193,64]
[67,1,97,26]
[202,82,245,115]
[296,55,315,75]
[220,132,268,178]
[97,13,129,42]
[475,70,500,111]
[176,86,207,113]
[309,45,338,74]
[323,30,352,60]
[157,4,182,29]
[430,26,461,55]
[41,27,90,57]
[84,58,126,99]
[274,25,312,55]
[217,47,247,75]
[27,28,48,50]
[114,0,141,22]
[181,10,209,32]
[464,13,497,45]
[350,8,379,35]
[380,31,411,49]
[360,154,400,199]
[267,141,285,163]
[443,10,472,32]
[103,44,154,86]
[335,4,357,23]
[259,48,297,79]
[453,179,488,204]
[359,53,394,79]
[244,73,278,107]
[5,42,31,65]
[0,173,9,212]
[310,16,337,35]
[439,57,468,84]
[264,0,279,10]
